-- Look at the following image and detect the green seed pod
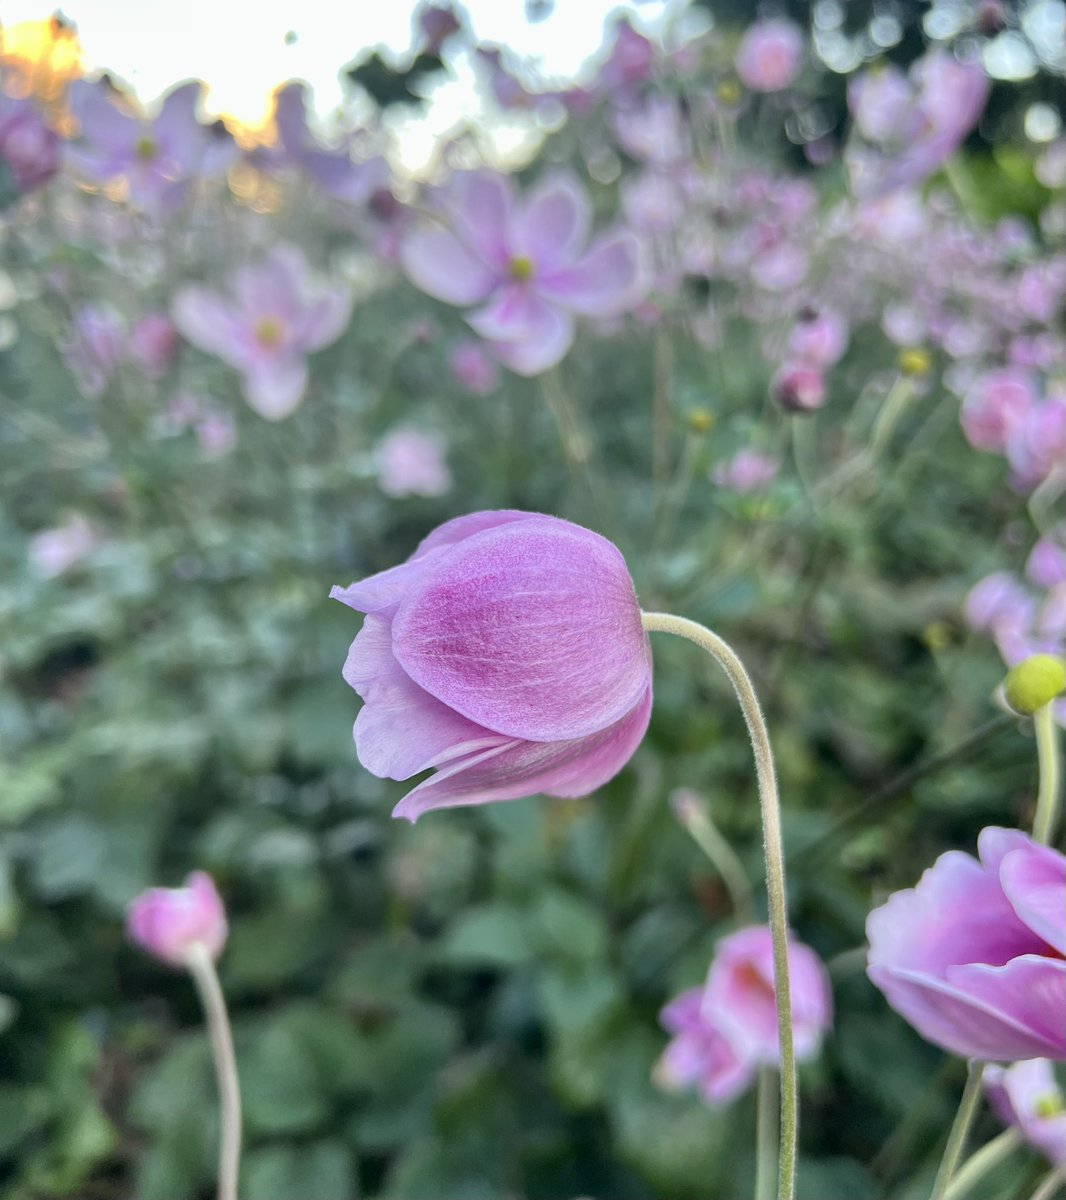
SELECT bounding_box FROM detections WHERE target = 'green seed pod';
[1003,654,1066,715]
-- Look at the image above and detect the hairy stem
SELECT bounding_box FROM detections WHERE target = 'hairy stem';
[641,611,797,1200]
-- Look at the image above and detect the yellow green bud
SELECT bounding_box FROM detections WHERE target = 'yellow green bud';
[687,408,715,434]
[1003,654,1066,715]
[898,347,932,376]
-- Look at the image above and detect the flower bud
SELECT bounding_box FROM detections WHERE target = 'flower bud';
[1003,654,1066,715]
[127,871,228,967]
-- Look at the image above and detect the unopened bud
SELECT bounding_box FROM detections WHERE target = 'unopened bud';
[1003,654,1066,715]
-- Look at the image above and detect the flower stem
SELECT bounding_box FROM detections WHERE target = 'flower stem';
[186,944,242,1200]
[1029,1169,1066,1200]
[1033,702,1062,845]
[755,1067,779,1200]
[641,611,797,1200]
[942,1128,1020,1200]
[671,791,756,923]
[930,1062,985,1200]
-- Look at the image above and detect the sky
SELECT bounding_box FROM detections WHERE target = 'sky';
[0,0,685,126]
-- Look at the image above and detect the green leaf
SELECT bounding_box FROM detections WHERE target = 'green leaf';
[437,903,533,968]
[243,1141,355,1200]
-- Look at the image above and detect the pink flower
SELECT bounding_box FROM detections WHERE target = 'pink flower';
[985,1059,1066,1167]
[129,312,179,379]
[866,828,1066,1061]
[713,449,779,493]
[848,65,914,143]
[598,17,656,94]
[449,340,500,395]
[773,364,826,413]
[28,514,97,578]
[375,427,452,498]
[0,93,59,197]
[62,304,126,399]
[961,369,1037,453]
[735,20,805,93]
[656,926,832,1106]
[788,308,848,367]
[172,245,352,420]
[330,511,652,821]
[1007,400,1066,493]
[1029,539,1066,591]
[127,871,228,967]
[401,171,644,375]
[965,572,1035,638]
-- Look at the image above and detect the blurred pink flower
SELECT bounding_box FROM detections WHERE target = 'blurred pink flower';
[788,308,848,367]
[774,363,826,413]
[867,827,1066,1060]
[66,78,236,211]
[172,245,352,420]
[28,514,97,578]
[128,871,228,967]
[598,17,656,94]
[1007,400,1066,493]
[129,312,179,379]
[331,511,652,821]
[416,4,462,54]
[62,304,126,399]
[848,64,914,143]
[612,96,689,165]
[735,19,805,93]
[986,1059,1066,1168]
[375,427,452,498]
[0,92,59,196]
[961,369,1036,453]
[713,449,779,493]
[402,171,644,375]
[656,926,832,1106]
[449,340,500,395]
[1029,539,1066,591]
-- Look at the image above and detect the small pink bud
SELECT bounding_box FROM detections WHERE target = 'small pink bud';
[127,871,228,967]
[773,363,826,413]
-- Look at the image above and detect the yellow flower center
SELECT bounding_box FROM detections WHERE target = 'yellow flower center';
[254,317,284,347]
[136,136,157,161]
[509,255,535,282]
[898,347,932,377]
[1035,1093,1065,1119]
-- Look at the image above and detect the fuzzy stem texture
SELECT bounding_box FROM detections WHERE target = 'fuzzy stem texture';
[1033,702,1062,845]
[930,1062,985,1200]
[641,611,797,1200]
[186,944,242,1200]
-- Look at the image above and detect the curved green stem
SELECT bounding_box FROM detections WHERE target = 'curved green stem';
[755,1067,779,1200]
[641,612,797,1200]
[1029,1169,1066,1200]
[1033,702,1062,845]
[942,1128,1021,1200]
[671,790,756,923]
[187,945,242,1200]
[931,1063,985,1200]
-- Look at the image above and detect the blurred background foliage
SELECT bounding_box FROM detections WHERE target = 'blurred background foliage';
[1,1,1064,1198]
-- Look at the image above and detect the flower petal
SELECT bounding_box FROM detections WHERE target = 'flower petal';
[154,81,207,169]
[242,358,309,420]
[1000,844,1066,956]
[448,171,514,269]
[467,288,575,376]
[391,516,650,741]
[345,614,506,779]
[392,685,652,821]
[401,225,500,306]
[511,173,591,273]
[412,510,539,559]
[292,290,352,352]
[171,286,248,366]
[538,231,646,317]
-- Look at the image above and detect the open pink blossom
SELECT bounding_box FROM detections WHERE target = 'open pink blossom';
[713,449,779,493]
[172,245,352,420]
[735,19,805,93]
[656,926,832,1106]
[985,1059,1066,1167]
[961,369,1036,453]
[28,514,97,578]
[449,340,500,395]
[401,171,645,375]
[127,871,228,967]
[375,427,452,498]
[867,828,1066,1061]
[331,511,652,821]
[0,92,59,197]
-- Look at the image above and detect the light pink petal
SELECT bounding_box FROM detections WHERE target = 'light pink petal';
[979,826,1041,873]
[391,516,650,741]
[412,510,538,559]
[1000,844,1066,955]
[538,231,645,317]
[869,958,1066,1060]
[467,288,575,376]
[401,225,499,306]
[171,286,249,368]
[68,79,141,158]
[154,80,207,168]
[512,173,591,272]
[392,686,652,821]
[242,359,309,420]
[660,986,704,1034]
[448,171,514,269]
[293,290,352,352]
[947,958,1066,1058]
[234,249,304,322]
[344,614,506,779]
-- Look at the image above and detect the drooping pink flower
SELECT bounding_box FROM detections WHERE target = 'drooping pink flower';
[961,369,1037,453]
[401,171,645,375]
[127,871,228,967]
[713,449,780,493]
[172,245,352,420]
[788,308,848,367]
[773,363,826,413]
[735,19,805,93]
[375,427,452,498]
[65,78,236,212]
[449,340,500,395]
[985,1059,1066,1167]
[28,514,97,578]
[331,511,653,821]
[0,92,59,197]
[656,926,832,1106]
[866,828,1066,1061]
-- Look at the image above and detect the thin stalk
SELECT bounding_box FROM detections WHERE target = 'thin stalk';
[671,790,756,923]
[641,612,797,1200]
[1029,1169,1066,1200]
[930,1063,985,1200]
[1033,702,1062,845]
[755,1068,779,1200]
[942,1129,1021,1200]
[186,945,242,1200]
